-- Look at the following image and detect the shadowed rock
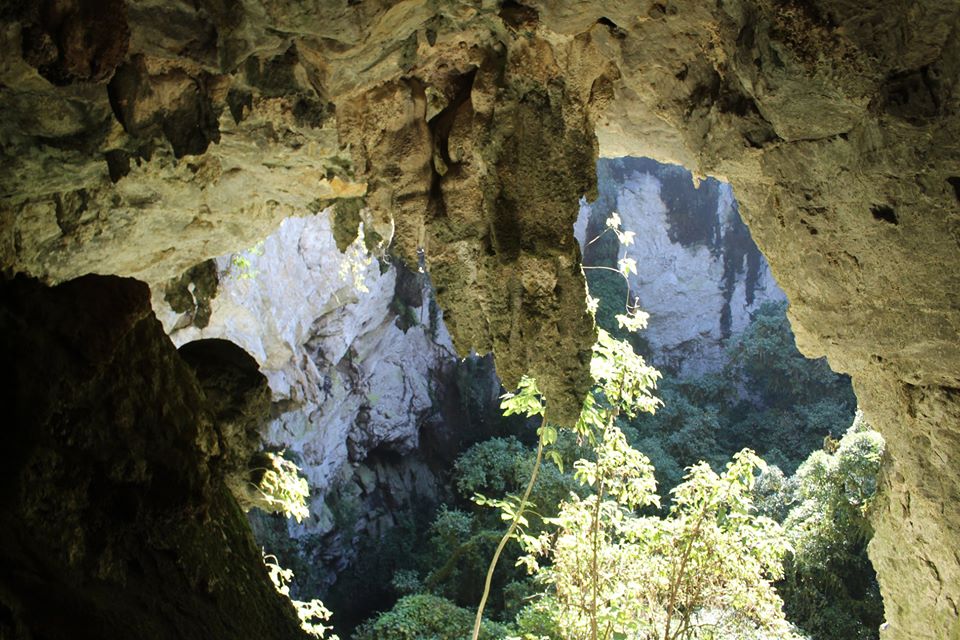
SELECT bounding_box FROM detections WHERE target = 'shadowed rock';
[0,275,305,640]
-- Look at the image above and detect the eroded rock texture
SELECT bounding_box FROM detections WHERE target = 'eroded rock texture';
[1,1,959,638]
[0,275,305,639]
[151,212,479,593]
[576,157,786,376]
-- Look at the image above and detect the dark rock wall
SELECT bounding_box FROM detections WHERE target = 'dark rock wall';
[0,275,306,640]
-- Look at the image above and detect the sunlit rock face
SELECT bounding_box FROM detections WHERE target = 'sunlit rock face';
[152,212,499,593]
[154,213,456,493]
[2,1,960,638]
[576,158,786,376]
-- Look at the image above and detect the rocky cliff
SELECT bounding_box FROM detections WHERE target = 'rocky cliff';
[577,157,786,376]
[2,2,960,638]
[154,214,456,492]
[152,212,503,595]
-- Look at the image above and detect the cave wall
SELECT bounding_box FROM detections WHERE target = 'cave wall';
[0,275,306,639]
[1,1,959,638]
[153,213,457,493]
[152,211,488,593]
[573,5,960,637]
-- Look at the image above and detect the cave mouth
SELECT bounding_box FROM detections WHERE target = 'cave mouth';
[154,157,888,640]
[576,156,885,639]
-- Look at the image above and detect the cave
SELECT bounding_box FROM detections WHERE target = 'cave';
[2,2,959,639]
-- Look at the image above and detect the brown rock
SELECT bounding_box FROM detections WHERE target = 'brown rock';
[0,275,305,639]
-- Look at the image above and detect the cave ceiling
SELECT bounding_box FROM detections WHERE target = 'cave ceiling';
[2,1,959,639]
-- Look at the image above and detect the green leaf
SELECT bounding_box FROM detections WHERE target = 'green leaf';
[539,425,558,446]
[547,450,564,473]
[617,257,637,278]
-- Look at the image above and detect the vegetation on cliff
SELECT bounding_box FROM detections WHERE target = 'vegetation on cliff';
[250,196,880,640]
[344,313,881,639]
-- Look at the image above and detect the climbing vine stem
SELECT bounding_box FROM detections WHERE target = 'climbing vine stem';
[470,377,548,640]
[470,422,546,640]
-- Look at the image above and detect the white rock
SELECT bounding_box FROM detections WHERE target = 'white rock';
[579,164,786,376]
[152,210,457,541]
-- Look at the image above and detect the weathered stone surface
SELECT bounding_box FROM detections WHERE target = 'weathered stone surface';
[555,5,960,637]
[334,25,600,423]
[0,274,305,639]
[156,213,504,598]
[1,1,959,637]
[153,213,458,493]
[577,157,786,376]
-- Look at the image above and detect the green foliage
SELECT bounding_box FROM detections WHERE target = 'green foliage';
[468,376,553,640]
[584,269,650,353]
[254,452,311,522]
[431,506,476,548]
[517,444,800,640]
[354,594,510,640]
[625,301,857,500]
[721,301,856,468]
[626,385,724,494]
[229,241,265,280]
[455,437,529,498]
[390,296,421,331]
[422,433,586,616]
[468,328,802,640]
[726,302,844,408]
[324,506,433,635]
[587,328,661,421]
[391,570,424,596]
[346,291,867,640]
[490,330,793,640]
[773,412,886,640]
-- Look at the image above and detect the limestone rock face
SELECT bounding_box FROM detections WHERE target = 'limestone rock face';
[0,275,305,640]
[2,1,960,638]
[153,211,473,590]
[577,158,786,376]
[154,212,456,492]
[0,0,598,424]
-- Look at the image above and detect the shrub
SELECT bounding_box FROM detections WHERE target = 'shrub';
[776,413,886,639]
[263,554,338,639]
[354,594,510,640]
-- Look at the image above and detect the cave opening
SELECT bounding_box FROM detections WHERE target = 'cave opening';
[140,157,887,640]
[573,157,885,640]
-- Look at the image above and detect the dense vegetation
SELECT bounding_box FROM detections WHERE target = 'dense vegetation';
[337,308,882,639]
[627,299,858,494]
[262,212,881,638]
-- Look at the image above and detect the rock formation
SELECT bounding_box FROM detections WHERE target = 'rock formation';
[154,214,456,492]
[2,1,959,638]
[577,157,786,376]
[0,275,305,639]
[152,211,503,595]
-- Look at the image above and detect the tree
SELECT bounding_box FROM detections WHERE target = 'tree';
[354,594,509,640]
[505,329,797,640]
[516,446,800,640]
[773,412,886,640]
[623,301,857,486]
[721,301,856,469]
